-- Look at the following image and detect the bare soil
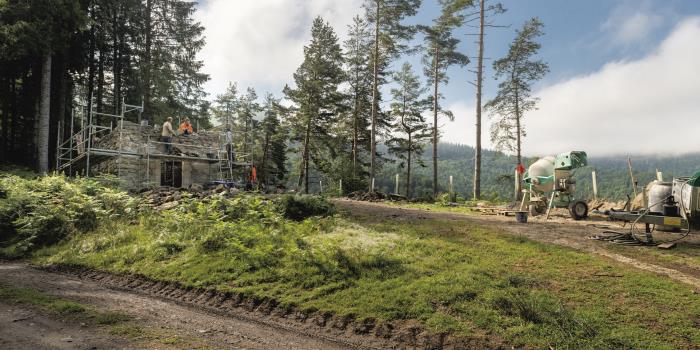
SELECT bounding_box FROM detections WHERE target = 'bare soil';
[334,199,700,290]
[0,299,138,350]
[0,263,371,350]
[0,262,503,350]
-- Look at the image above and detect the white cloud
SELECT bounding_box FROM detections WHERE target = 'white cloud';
[601,1,664,48]
[441,101,491,150]
[195,0,362,97]
[522,17,700,157]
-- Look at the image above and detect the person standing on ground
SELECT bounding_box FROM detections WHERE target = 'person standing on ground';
[162,117,175,154]
[179,118,194,135]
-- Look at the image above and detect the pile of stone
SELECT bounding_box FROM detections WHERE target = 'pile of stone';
[347,190,406,202]
[138,184,241,211]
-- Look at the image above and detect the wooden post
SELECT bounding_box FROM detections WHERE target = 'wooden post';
[395,174,399,194]
[339,179,343,197]
[627,157,638,198]
[319,180,323,194]
[592,169,598,200]
[449,175,454,202]
[371,178,375,192]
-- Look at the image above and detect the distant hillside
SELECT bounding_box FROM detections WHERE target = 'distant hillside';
[376,143,700,201]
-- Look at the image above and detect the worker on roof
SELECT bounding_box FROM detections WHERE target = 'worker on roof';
[162,117,175,154]
[225,127,234,162]
[179,118,193,135]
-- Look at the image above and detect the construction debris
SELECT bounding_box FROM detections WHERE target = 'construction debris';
[138,184,238,211]
[347,191,407,202]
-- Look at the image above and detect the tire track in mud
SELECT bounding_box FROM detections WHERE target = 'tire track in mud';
[0,262,506,350]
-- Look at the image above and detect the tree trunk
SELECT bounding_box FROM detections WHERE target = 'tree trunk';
[406,132,412,199]
[514,85,522,201]
[1,76,9,162]
[113,4,121,115]
[473,0,485,200]
[87,0,96,117]
[261,135,270,186]
[432,46,440,198]
[53,56,68,170]
[10,77,19,162]
[96,46,105,120]
[143,0,153,120]
[302,117,311,194]
[37,54,52,174]
[352,95,358,178]
[369,0,380,191]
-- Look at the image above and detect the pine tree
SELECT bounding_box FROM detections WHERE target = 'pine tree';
[420,3,469,197]
[485,17,549,199]
[259,94,287,186]
[213,82,239,127]
[236,88,261,160]
[284,17,346,194]
[364,0,422,191]
[344,16,374,180]
[387,63,431,198]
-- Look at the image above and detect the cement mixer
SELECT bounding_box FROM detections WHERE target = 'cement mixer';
[521,151,589,220]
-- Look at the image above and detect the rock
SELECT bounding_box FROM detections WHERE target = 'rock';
[189,183,204,192]
[156,201,179,211]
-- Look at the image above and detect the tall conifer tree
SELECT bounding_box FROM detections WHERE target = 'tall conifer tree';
[364,0,421,191]
[387,63,430,198]
[485,17,549,199]
[420,3,469,197]
[284,17,345,194]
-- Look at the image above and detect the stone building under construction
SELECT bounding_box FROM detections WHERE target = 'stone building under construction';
[56,102,249,191]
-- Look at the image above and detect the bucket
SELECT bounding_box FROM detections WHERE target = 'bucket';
[515,211,528,223]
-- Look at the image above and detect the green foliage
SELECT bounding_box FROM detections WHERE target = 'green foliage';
[343,15,374,179]
[0,174,136,258]
[387,63,431,198]
[485,17,549,159]
[4,173,694,348]
[259,94,288,184]
[276,195,335,221]
[284,17,347,193]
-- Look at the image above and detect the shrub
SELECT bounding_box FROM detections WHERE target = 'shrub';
[0,174,136,258]
[276,195,335,221]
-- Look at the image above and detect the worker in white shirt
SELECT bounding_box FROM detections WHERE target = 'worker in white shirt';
[162,117,175,154]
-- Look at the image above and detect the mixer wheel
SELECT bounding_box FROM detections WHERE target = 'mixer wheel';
[569,200,589,220]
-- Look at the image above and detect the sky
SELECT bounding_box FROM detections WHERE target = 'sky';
[194,0,700,156]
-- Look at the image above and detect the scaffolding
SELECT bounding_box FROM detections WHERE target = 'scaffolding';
[56,99,254,189]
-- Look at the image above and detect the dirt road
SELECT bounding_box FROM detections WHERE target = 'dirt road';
[0,299,138,350]
[0,262,363,350]
[335,199,700,290]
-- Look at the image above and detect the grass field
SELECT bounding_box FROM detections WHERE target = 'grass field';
[3,175,699,349]
[34,214,700,349]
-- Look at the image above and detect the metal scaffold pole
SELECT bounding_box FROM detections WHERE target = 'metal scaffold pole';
[86,97,93,177]
[69,109,74,176]
[118,97,125,178]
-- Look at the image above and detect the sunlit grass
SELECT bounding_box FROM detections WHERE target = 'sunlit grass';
[33,214,700,349]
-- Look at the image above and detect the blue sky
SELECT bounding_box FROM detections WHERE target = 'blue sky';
[195,0,700,155]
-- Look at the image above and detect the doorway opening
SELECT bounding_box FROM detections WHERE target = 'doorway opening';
[160,161,182,187]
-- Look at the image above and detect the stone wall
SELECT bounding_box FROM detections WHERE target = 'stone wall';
[87,121,223,190]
